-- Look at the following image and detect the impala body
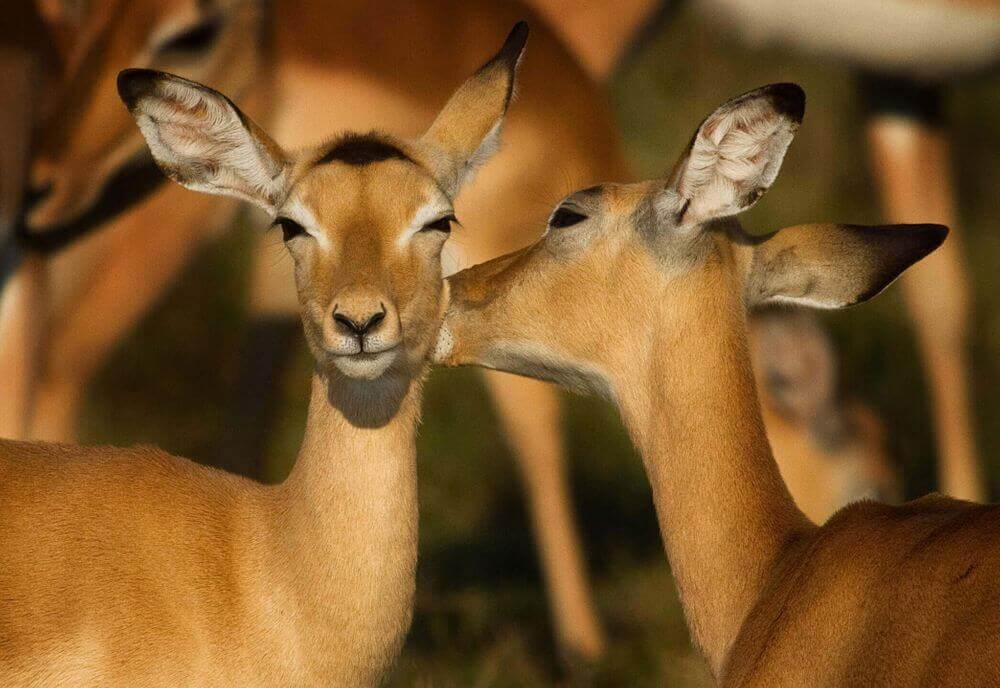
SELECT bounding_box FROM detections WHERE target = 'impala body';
[437,83,1000,684]
[0,25,528,686]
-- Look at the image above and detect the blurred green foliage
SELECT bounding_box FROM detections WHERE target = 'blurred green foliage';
[80,6,998,686]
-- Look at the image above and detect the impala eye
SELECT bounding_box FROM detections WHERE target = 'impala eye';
[274,217,307,242]
[549,206,587,229]
[158,19,221,55]
[421,214,456,233]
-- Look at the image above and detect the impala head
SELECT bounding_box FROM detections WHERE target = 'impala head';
[437,84,947,399]
[121,23,529,383]
[27,0,265,229]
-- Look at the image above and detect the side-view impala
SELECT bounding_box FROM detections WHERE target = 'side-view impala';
[436,83,998,684]
[0,24,528,687]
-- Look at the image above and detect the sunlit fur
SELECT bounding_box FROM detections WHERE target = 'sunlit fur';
[2,1,625,663]
[436,85,1000,685]
[0,29,525,687]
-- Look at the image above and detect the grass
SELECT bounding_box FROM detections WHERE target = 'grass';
[80,6,999,685]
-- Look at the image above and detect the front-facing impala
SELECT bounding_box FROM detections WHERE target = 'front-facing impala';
[0,25,528,687]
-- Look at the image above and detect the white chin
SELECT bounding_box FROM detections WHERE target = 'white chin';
[331,350,398,380]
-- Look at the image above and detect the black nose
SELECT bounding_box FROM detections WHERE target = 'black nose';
[333,304,386,337]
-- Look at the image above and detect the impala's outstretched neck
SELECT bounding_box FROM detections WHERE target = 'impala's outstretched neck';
[274,370,422,681]
[614,267,813,672]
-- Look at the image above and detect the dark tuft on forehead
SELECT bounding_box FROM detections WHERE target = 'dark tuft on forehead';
[316,133,412,167]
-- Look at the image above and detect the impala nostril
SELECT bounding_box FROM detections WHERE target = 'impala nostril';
[365,310,386,333]
[332,306,386,337]
[333,311,364,336]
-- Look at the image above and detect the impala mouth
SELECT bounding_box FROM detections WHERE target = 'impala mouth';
[330,346,400,380]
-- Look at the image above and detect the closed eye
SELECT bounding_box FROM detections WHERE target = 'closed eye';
[274,217,308,242]
[157,19,221,55]
[549,206,587,229]
[421,214,456,233]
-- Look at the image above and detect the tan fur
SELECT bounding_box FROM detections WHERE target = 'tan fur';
[2,0,619,662]
[0,37,524,685]
[437,86,996,684]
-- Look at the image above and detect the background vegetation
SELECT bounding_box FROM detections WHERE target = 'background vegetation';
[79,6,999,686]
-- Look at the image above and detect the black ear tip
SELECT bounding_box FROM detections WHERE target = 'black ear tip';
[499,21,530,69]
[117,68,160,106]
[767,83,806,123]
[915,223,949,253]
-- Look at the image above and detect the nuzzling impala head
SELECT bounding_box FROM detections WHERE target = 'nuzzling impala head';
[436,83,947,397]
[120,23,529,383]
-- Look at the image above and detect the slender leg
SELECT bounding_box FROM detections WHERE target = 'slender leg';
[0,40,46,439]
[0,257,46,439]
[480,370,606,663]
[866,115,984,501]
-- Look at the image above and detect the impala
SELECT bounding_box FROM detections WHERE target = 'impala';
[0,25,528,687]
[527,0,998,503]
[1,0,622,661]
[436,84,996,684]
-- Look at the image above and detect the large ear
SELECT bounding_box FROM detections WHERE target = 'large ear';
[745,223,947,309]
[663,83,804,229]
[117,69,290,213]
[420,22,529,196]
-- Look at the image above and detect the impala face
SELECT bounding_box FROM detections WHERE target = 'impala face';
[28,0,263,229]
[121,22,529,382]
[438,84,947,396]
[276,138,455,380]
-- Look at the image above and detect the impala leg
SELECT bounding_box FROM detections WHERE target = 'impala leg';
[865,86,984,501]
[481,370,606,662]
[0,38,47,440]
[30,190,231,441]
[0,257,47,439]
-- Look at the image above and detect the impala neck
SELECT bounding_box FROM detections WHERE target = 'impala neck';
[615,270,813,674]
[275,368,423,677]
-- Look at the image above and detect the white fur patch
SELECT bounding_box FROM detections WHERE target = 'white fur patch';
[462,118,503,185]
[678,97,795,225]
[395,196,454,248]
[486,340,615,401]
[277,196,329,250]
[432,324,455,363]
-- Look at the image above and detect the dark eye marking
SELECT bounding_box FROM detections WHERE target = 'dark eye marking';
[549,206,587,229]
[421,214,456,233]
[158,19,221,54]
[274,217,307,242]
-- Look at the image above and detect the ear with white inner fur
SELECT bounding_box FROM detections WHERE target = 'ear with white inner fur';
[745,223,947,309]
[419,22,529,197]
[117,68,289,213]
[660,83,805,229]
